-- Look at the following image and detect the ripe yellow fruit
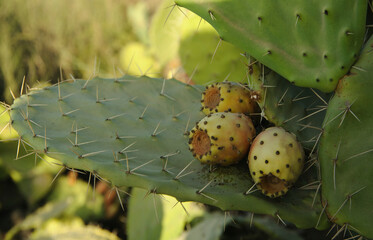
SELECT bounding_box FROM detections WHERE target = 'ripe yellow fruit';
[248,127,305,198]
[201,82,258,115]
[188,112,256,166]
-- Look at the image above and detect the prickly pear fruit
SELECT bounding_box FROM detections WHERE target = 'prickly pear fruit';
[248,127,305,198]
[188,112,256,166]
[201,82,257,115]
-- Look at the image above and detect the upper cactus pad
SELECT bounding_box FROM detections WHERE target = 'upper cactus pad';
[175,0,367,92]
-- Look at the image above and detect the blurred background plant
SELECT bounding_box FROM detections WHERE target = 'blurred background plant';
[0,0,135,102]
[0,0,342,239]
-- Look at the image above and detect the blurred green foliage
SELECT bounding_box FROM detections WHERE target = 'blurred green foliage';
[0,0,135,102]
[30,218,121,240]
[127,188,205,240]
[0,1,139,238]
[48,176,105,221]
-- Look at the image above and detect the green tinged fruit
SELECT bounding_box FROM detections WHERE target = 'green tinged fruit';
[201,82,258,115]
[248,127,305,198]
[188,112,255,166]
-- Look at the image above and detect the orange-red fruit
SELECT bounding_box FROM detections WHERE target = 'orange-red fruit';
[188,112,256,166]
[201,82,258,115]
[248,127,305,198]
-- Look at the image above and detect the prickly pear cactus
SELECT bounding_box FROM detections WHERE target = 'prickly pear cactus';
[9,75,329,229]
[318,36,373,239]
[175,0,367,92]
[248,127,305,198]
[188,112,255,166]
[201,82,258,115]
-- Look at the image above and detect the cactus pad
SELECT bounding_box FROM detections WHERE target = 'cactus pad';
[175,0,367,92]
[318,36,373,239]
[248,63,330,150]
[9,75,328,229]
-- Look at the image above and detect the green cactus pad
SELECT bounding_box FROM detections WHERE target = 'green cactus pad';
[10,75,328,229]
[249,63,330,150]
[175,0,367,92]
[319,36,373,239]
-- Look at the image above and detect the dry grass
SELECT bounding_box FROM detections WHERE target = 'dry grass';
[0,0,135,102]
